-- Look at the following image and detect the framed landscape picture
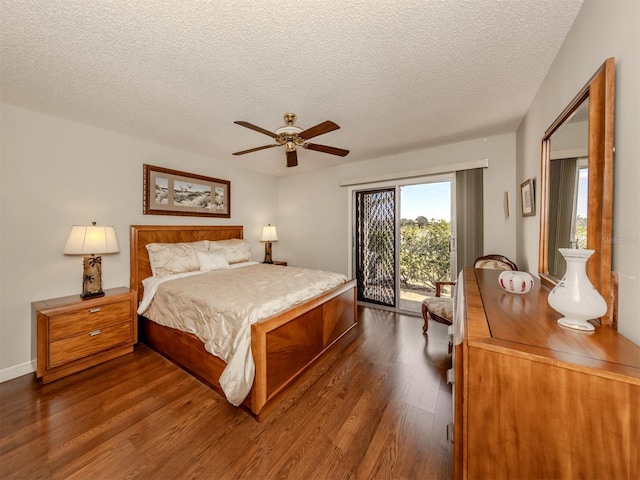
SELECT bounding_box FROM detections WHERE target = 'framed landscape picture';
[143,164,230,218]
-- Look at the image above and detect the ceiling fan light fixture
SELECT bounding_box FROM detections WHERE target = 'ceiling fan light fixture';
[275,125,302,136]
[275,112,302,137]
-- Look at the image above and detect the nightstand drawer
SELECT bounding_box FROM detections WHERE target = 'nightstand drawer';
[49,321,132,368]
[49,300,131,340]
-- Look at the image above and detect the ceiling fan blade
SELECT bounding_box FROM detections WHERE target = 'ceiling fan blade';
[286,149,298,167]
[298,120,340,140]
[305,143,350,157]
[234,121,279,139]
[232,144,279,155]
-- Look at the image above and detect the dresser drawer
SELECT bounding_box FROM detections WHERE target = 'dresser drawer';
[49,321,132,368]
[49,300,131,340]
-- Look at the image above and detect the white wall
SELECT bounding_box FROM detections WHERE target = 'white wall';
[516,0,639,344]
[0,104,279,380]
[277,134,517,275]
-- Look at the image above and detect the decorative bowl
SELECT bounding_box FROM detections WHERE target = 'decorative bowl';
[498,271,534,294]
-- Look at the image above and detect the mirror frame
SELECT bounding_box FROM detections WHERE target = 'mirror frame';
[538,57,615,326]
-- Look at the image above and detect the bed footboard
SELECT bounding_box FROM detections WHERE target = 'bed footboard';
[251,279,357,418]
[140,279,357,421]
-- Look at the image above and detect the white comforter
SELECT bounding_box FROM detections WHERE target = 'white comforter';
[137,263,348,406]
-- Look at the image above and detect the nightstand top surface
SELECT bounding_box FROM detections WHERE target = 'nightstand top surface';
[32,286,132,310]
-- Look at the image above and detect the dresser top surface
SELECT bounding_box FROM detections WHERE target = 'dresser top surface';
[464,268,640,376]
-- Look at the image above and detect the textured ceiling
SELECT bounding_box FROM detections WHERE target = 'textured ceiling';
[1,0,584,176]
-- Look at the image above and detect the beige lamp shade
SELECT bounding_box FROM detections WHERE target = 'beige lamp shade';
[63,225,120,255]
[260,225,278,242]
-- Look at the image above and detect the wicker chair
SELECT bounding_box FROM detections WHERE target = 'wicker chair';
[421,255,517,333]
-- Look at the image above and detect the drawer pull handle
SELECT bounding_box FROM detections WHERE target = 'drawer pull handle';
[89,308,101,313]
[89,330,101,337]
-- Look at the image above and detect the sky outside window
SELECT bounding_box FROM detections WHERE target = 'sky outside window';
[401,182,451,221]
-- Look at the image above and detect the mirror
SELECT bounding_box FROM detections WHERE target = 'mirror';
[538,58,615,326]
[547,99,589,278]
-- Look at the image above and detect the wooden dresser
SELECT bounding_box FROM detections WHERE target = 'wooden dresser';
[34,287,137,383]
[452,268,639,479]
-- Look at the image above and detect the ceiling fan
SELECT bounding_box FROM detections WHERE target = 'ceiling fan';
[232,113,349,167]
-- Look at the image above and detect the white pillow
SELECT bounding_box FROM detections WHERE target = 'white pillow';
[208,239,252,264]
[197,249,229,272]
[146,240,209,278]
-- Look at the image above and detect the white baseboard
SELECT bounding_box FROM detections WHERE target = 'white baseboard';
[0,359,36,383]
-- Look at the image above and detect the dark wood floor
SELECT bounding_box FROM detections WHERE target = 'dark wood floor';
[0,307,453,480]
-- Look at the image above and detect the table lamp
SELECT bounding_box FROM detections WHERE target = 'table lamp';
[63,222,120,299]
[260,224,278,264]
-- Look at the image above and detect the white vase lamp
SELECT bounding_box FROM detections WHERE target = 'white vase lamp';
[547,249,607,332]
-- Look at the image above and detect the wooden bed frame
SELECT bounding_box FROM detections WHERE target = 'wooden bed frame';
[130,225,357,421]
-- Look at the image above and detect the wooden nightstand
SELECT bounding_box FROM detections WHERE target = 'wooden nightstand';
[33,287,137,383]
[272,261,287,266]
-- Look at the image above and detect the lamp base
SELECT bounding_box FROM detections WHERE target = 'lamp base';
[263,241,273,264]
[81,255,104,300]
[81,291,105,300]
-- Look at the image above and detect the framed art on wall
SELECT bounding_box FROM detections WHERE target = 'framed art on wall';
[143,164,230,218]
[520,178,535,217]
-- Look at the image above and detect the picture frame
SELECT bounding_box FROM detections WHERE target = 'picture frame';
[520,178,535,217]
[143,164,230,218]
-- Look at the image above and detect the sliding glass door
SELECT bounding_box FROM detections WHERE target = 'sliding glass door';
[399,180,454,313]
[353,175,455,314]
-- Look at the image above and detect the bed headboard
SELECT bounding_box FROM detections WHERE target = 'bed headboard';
[130,225,244,303]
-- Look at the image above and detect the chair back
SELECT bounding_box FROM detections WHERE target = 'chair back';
[474,255,518,271]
